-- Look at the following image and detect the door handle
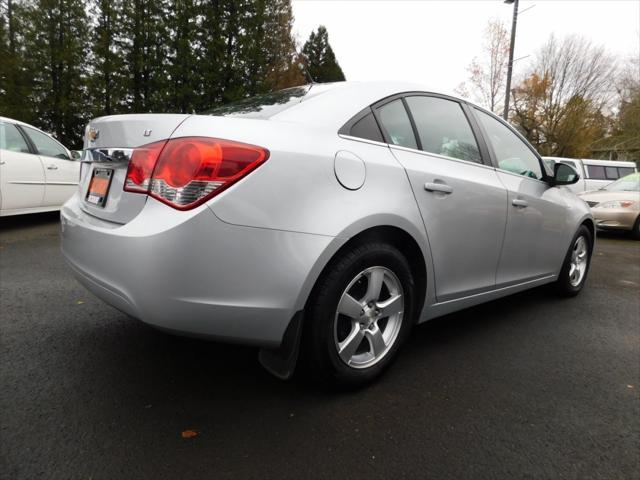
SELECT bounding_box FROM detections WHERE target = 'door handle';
[46,164,58,170]
[424,182,453,194]
[512,198,528,208]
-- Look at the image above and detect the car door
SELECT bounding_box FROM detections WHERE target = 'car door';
[0,121,45,213]
[21,125,80,208]
[473,108,568,286]
[375,95,507,301]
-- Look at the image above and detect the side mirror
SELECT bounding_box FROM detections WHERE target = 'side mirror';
[553,162,580,185]
[70,150,82,161]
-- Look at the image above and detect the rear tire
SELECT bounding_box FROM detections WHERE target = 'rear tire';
[554,225,593,297]
[303,242,415,388]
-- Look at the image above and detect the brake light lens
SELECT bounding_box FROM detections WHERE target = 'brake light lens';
[124,137,269,210]
[124,140,167,192]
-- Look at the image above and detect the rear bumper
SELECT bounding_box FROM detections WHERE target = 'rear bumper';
[60,194,334,347]
[591,208,638,231]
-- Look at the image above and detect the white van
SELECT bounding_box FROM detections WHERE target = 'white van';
[542,157,638,193]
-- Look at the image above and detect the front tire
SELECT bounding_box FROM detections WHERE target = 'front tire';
[303,242,415,388]
[631,216,640,240]
[554,225,593,297]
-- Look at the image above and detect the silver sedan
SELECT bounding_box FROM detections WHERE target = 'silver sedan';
[60,82,594,387]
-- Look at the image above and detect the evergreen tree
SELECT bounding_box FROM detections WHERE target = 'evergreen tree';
[0,0,34,122]
[0,1,345,142]
[198,0,228,109]
[220,0,244,102]
[302,25,345,83]
[166,0,201,112]
[89,0,126,116]
[261,0,304,91]
[241,0,303,95]
[22,0,91,147]
[121,0,170,112]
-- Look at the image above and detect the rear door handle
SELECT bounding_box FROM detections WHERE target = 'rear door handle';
[424,182,453,194]
[46,164,58,170]
[512,198,528,208]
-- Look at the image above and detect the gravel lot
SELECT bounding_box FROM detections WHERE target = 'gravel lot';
[1,212,639,479]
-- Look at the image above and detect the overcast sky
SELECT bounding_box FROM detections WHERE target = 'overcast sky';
[291,0,640,91]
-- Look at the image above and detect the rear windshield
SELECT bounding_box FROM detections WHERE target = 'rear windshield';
[203,86,311,119]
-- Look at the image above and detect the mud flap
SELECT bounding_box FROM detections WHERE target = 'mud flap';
[258,311,304,380]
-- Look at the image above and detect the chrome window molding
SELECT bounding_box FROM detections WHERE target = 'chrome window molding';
[494,166,551,186]
[338,134,390,149]
[388,144,499,171]
[339,134,499,172]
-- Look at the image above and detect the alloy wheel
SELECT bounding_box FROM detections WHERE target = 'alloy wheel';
[569,236,588,287]
[333,266,404,369]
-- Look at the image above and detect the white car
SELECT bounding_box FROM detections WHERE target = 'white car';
[0,116,80,216]
[542,157,637,194]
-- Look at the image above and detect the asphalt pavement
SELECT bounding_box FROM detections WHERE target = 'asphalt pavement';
[1,212,638,479]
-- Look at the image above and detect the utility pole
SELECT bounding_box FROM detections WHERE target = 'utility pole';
[503,0,519,120]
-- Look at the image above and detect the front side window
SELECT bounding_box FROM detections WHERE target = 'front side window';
[23,126,69,159]
[376,99,417,149]
[475,109,543,180]
[405,96,481,163]
[0,122,30,153]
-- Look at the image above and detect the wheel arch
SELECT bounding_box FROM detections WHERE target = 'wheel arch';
[580,216,596,244]
[261,221,431,380]
[299,224,429,323]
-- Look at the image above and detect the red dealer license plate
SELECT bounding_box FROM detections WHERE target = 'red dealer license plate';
[86,168,113,207]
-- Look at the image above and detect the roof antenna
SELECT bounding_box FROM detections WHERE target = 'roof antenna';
[298,58,316,85]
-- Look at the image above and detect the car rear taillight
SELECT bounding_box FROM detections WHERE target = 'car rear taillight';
[124,137,269,210]
[124,140,167,193]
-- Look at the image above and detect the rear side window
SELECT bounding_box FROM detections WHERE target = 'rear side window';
[349,112,383,142]
[618,167,635,177]
[0,122,30,153]
[23,126,69,159]
[475,109,543,180]
[376,100,417,149]
[605,166,619,180]
[405,96,481,163]
[586,165,606,180]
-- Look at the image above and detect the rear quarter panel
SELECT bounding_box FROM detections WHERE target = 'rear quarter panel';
[170,116,436,320]
[171,116,425,237]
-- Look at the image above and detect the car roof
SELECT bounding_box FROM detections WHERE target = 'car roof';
[580,158,637,168]
[271,81,461,130]
[0,115,71,150]
[0,115,32,128]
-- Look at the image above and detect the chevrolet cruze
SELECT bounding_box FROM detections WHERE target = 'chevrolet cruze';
[60,82,594,386]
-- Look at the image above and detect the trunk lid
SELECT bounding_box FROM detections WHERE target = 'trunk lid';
[79,114,190,224]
